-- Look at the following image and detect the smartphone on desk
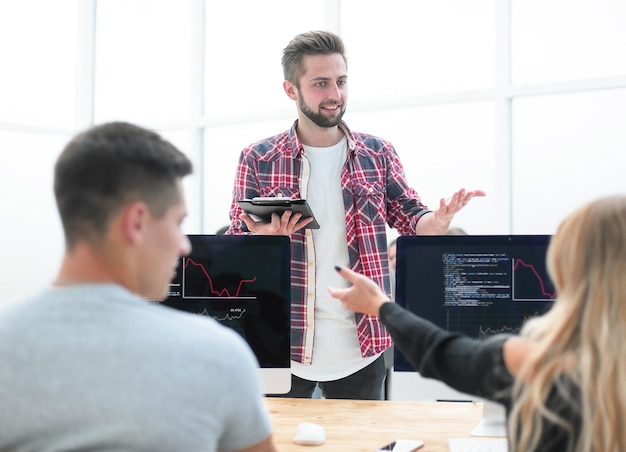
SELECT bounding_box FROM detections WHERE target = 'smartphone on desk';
[376,439,424,451]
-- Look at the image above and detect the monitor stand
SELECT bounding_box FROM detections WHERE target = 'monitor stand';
[471,400,507,437]
[259,367,292,395]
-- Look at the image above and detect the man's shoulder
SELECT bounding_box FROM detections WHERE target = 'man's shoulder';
[242,129,293,159]
[348,129,394,155]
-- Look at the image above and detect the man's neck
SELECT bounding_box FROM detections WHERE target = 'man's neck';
[296,119,344,148]
[54,242,121,287]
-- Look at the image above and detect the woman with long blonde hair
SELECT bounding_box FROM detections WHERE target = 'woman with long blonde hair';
[329,195,626,451]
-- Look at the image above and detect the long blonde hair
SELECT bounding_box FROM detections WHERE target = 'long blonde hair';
[508,195,626,451]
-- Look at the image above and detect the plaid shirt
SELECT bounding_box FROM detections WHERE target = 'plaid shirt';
[228,120,430,364]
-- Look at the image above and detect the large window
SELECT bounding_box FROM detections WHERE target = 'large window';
[1,0,625,302]
[511,0,626,85]
[0,1,78,129]
[512,88,626,233]
[342,0,496,100]
[94,0,197,125]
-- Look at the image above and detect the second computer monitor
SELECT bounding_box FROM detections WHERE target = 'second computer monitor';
[394,234,555,436]
[394,234,555,372]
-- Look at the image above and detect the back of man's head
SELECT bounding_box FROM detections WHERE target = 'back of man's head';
[54,122,193,250]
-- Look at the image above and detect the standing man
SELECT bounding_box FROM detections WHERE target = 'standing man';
[0,122,276,451]
[227,31,485,400]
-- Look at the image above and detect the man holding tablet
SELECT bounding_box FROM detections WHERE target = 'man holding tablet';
[227,30,484,400]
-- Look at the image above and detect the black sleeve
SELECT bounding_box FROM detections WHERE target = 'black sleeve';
[379,302,514,405]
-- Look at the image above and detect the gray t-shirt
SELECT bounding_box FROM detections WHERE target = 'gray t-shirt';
[0,284,272,451]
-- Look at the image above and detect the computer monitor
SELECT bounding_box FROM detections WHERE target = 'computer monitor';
[161,234,292,394]
[394,234,555,436]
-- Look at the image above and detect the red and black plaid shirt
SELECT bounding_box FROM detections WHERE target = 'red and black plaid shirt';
[228,121,430,364]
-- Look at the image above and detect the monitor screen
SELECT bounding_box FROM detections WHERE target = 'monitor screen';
[394,234,555,373]
[161,234,292,394]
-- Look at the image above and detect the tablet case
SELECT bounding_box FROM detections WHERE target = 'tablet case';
[238,197,320,229]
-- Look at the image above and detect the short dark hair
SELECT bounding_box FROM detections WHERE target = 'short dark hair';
[54,122,193,249]
[281,30,347,86]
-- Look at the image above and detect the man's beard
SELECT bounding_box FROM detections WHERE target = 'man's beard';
[297,89,345,128]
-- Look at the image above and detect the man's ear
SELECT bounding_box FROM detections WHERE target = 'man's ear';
[120,201,149,245]
[283,80,298,101]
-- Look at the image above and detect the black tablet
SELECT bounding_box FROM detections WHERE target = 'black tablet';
[238,197,320,229]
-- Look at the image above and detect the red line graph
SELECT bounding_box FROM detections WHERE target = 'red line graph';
[184,258,257,298]
[513,259,556,299]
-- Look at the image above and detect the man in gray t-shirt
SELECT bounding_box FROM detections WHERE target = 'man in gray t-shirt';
[0,122,276,452]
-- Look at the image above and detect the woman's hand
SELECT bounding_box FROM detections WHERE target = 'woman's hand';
[328,266,390,317]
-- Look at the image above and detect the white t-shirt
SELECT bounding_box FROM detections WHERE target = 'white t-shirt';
[291,138,379,381]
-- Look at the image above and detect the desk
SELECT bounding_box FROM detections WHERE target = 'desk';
[265,398,484,451]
